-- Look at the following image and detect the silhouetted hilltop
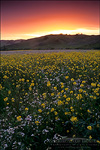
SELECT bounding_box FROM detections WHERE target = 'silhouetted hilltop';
[1,34,100,50]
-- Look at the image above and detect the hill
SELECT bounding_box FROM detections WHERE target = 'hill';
[0,39,24,48]
[0,34,100,50]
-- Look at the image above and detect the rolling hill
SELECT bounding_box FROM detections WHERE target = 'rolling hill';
[0,34,100,50]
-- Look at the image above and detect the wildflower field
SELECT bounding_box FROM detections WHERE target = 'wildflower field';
[0,51,100,149]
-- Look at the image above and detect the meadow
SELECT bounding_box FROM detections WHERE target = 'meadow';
[0,51,100,150]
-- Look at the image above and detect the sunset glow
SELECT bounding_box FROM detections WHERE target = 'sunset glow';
[1,1,100,40]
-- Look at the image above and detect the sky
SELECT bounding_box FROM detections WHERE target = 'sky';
[1,1,100,40]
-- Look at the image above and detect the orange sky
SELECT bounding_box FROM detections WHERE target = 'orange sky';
[1,1,100,40]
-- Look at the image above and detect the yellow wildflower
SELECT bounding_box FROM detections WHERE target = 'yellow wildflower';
[79,89,83,93]
[47,81,51,87]
[90,95,93,98]
[87,126,92,130]
[73,82,77,85]
[82,81,86,84]
[29,86,32,91]
[38,109,42,113]
[79,75,82,77]
[89,135,92,139]
[8,90,11,94]
[70,106,73,109]
[97,84,100,87]
[51,93,54,96]
[66,97,70,101]
[87,109,91,113]
[63,94,67,98]
[3,75,8,79]
[65,112,69,115]
[67,130,69,133]
[70,91,73,94]
[41,103,45,108]
[70,116,78,122]
[47,112,49,115]
[51,108,55,112]
[61,90,64,93]
[30,83,34,86]
[93,96,96,99]
[58,100,63,106]
[80,84,84,87]
[61,82,64,86]
[0,84,2,90]
[65,102,68,104]
[73,135,76,138]
[4,97,8,102]
[65,88,68,91]
[17,116,21,121]
[12,98,15,102]
[54,87,57,90]
[91,83,96,87]
[97,140,100,144]
[61,85,64,88]
[55,116,59,120]
[35,121,39,125]
[71,78,74,81]
[25,107,28,111]
[21,78,25,82]
[42,93,46,98]
[71,109,74,112]
[65,76,69,79]
[54,111,58,115]
[76,94,83,100]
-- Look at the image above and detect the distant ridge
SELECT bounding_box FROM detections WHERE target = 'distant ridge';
[0,34,100,50]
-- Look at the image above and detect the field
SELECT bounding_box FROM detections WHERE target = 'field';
[0,51,100,149]
[1,49,88,55]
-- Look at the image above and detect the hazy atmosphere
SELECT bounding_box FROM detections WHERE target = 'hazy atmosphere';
[1,1,100,40]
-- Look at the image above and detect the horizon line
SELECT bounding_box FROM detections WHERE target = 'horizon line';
[1,33,100,41]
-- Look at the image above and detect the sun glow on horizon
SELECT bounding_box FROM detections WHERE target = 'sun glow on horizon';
[1,28,99,40]
[1,1,99,40]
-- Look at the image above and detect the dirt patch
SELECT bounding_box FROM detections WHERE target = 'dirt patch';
[1,49,89,55]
